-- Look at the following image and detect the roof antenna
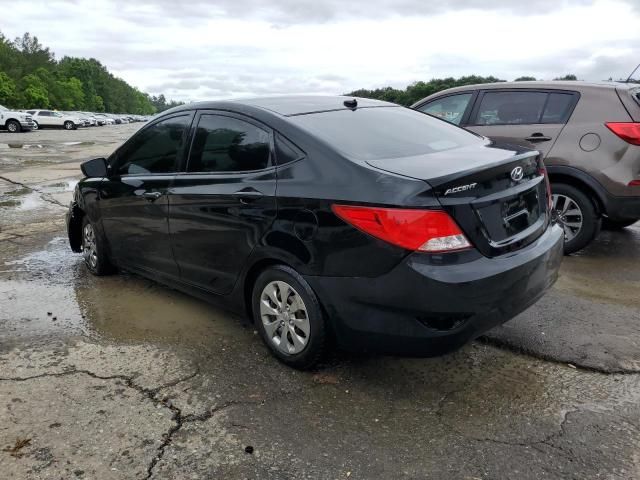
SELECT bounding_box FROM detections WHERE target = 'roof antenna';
[343,98,357,109]
[625,63,640,83]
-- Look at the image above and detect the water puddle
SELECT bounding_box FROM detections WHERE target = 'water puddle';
[1,238,250,346]
[0,141,95,150]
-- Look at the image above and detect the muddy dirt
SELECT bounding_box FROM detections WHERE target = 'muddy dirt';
[1,126,639,479]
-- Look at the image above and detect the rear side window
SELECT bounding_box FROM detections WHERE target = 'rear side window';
[188,115,271,173]
[291,106,481,161]
[472,91,547,125]
[541,93,575,124]
[116,115,190,175]
[275,134,304,165]
[418,93,473,125]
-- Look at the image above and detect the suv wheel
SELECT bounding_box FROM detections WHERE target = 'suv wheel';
[64,121,75,130]
[252,265,327,369]
[81,216,115,276]
[32,121,39,130]
[552,183,601,254]
[6,120,20,133]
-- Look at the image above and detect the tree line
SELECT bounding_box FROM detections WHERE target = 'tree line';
[345,74,579,106]
[0,32,183,114]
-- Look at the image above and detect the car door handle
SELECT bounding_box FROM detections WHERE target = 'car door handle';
[142,191,162,202]
[233,189,264,204]
[525,133,552,142]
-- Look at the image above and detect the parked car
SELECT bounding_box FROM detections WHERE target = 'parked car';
[26,110,84,130]
[95,113,115,125]
[0,104,35,132]
[66,96,563,368]
[412,81,640,254]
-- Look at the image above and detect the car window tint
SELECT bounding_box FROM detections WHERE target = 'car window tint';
[275,134,304,165]
[541,93,574,124]
[291,106,481,161]
[418,93,472,125]
[188,115,270,172]
[117,115,189,175]
[472,91,547,125]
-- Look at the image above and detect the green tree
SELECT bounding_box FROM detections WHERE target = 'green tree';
[514,76,537,81]
[21,73,49,107]
[0,71,17,105]
[554,74,578,81]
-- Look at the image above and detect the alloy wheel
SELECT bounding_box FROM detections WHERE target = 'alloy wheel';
[552,193,583,242]
[7,122,17,132]
[260,281,310,354]
[82,223,98,269]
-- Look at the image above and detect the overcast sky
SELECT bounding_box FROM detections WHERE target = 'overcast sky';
[2,0,639,101]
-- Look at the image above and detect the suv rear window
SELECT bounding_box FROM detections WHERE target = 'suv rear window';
[290,107,481,160]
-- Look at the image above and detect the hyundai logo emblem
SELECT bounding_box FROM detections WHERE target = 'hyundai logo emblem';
[511,166,524,182]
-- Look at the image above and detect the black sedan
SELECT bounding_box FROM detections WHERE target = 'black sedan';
[66,96,563,368]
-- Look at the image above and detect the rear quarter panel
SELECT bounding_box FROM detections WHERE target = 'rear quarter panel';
[547,87,639,196]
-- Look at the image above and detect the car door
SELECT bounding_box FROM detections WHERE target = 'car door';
[168,111,277,295]
[99,112,193,278]
[464,89,578,159]
[36,110,53,127]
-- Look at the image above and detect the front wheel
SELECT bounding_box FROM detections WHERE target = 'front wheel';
[552,183,601,255]
[81,216,115,276]
[6,120,21,133]
[252,265,327,369]
[64,121,75,130]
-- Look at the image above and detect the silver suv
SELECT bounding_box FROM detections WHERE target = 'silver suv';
[413,81,640,253]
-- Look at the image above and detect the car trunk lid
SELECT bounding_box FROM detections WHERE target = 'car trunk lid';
[366,142,551,257]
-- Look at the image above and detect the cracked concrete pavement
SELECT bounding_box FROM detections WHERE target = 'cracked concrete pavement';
[1,126,640,479]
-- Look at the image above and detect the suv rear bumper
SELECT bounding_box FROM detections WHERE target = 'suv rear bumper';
[604,193,640,221]
[305,223,564,356]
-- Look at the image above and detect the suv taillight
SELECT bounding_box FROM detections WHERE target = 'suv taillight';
[332,205,472,253]
[605,122,640,146]
[539,167,553,210]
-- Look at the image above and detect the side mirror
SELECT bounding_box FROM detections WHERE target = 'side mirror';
[81,157,108,178]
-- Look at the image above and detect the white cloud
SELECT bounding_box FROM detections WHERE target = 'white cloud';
[2,0,639,101]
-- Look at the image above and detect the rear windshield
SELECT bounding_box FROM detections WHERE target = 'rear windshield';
[290,106,482,160]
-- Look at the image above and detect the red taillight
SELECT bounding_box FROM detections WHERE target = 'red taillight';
[331,205,472,253]
[539,167,553,210]
[605,122,640,146]
[630,180,640,187]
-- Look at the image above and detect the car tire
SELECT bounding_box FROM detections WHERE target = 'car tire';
[32,121,39,130]
[81,216,115,276]
[602,218,638,230]
[552,183,601,255]
[64,121,75,130]
[252,265,327,369]
[6,120,21,133]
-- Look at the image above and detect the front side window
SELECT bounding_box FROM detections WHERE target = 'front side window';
[188,115,271,172]
[472,91,548,125]
[418,93,472,125]
[116,115,189,175]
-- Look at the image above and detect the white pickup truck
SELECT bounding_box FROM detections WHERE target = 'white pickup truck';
[0,105,35,133]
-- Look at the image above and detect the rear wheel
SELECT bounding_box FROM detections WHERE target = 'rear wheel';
[32,121,39,130]
[64,121,75,130]
[252,265,326,369]
[81,216,114,276]
[6,120,20,133]
[602,218,638,230]
[552,183,601,254]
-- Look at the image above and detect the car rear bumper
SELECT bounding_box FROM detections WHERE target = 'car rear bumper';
[305,223,564,356]
[604,193,640,220]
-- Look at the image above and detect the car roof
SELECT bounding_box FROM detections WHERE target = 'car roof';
[165,95,397,117]
[421,80,635,97]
